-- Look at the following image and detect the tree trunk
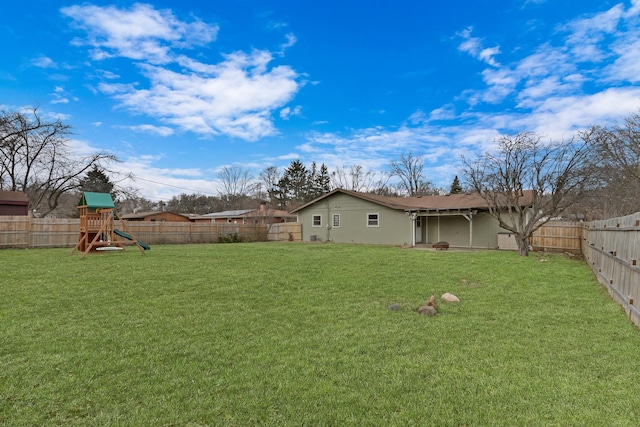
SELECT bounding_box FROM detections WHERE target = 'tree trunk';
[515,235,530,256]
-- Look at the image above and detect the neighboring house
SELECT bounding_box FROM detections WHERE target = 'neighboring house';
[202,203,296,224]
[0,191,29,216]
[121,211,192,222]
[290,189,533,248]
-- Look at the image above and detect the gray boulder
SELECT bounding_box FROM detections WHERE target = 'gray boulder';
[417,305,437,316]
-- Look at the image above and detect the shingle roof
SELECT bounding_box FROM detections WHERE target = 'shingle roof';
[201,209,254,218]
[120,211,189,219]
[0,191,29,204]
[290,188,534,213]
[201,208,296,219]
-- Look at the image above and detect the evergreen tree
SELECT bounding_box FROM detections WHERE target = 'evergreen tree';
[268,160,333,210]
[278,160,309,209]
[314,163,332,197]
[450,175,463,194]
[307,162,332,200]
[79,165,115,196]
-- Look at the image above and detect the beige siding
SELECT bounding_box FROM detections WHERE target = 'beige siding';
[297,193,412,245]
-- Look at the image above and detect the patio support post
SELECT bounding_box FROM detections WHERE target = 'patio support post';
[409,212,417,246]
[462,212,473,249]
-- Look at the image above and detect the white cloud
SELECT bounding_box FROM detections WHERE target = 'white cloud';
[564,4,624,45]
[32,56,57,68]
[99,50,300,140]
[280,33,297,51]
[127,124,175,137]
[280,105,302,120]
[628,0,640,17]
[49,86,73,105]
[605,34,640,83]
[61,3,219,64]
[456,0,640,115]
[457,27,501,66]
[96,69,120,80]
[479,67,518,103]
[478,46,501,66]
[524,87,640,137]
[65,4,301,141]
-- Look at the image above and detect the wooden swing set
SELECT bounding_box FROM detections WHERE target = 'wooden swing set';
[71,192,150,257]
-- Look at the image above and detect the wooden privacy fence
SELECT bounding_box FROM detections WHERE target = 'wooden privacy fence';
[0,216,302,248]
[0,217,79,248]
[531,221,583,255]
[582,212,640,326]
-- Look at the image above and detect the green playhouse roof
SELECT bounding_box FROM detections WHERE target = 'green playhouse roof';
[78,192,115,209]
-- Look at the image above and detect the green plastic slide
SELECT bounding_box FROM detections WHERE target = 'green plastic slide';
[114,229,150,250]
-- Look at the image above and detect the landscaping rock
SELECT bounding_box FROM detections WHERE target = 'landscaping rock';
[418,305,437,316]
[425,295,438,309]
[441,292,460,302]
[388,303,402,311]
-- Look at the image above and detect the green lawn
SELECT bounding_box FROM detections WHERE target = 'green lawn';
[1,243,640,426]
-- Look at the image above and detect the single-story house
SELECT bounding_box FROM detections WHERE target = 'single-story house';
[0,191,30,216]
[121,211,193,222]
[202,203,296,224]
[290,188,533,248]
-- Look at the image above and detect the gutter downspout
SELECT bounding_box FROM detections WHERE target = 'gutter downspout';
[326,201,331,242]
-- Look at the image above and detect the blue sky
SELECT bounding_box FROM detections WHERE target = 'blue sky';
[2,0,640,201]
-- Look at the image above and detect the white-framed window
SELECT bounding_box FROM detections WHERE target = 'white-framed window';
[312,214,322,227]
[367,213,379,227]
[332,214,341,228]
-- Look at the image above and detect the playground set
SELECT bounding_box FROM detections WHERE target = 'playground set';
[71,192,150,257]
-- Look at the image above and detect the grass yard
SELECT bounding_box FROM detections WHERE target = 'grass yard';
[1,243,640,426]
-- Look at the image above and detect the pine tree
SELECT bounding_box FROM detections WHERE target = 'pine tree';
[277,160,308,209]
[307,162,332,200]
[79,165,115,195]
[314,163,332,197]
[450,175,463,194]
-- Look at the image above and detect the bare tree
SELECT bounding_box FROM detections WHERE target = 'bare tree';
[259,166,283,206]
[462,132,596,256]
[0,107,116,217]
[389,152,435,196]
[331,164,387,192]
[116,195,157,215]
[578,117,640,217]
[590,114,640,181]
[217,165,257,209]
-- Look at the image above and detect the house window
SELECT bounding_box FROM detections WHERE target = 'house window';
[332,214,340,228]
[367,213,379,227]
[312,214,322,227]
